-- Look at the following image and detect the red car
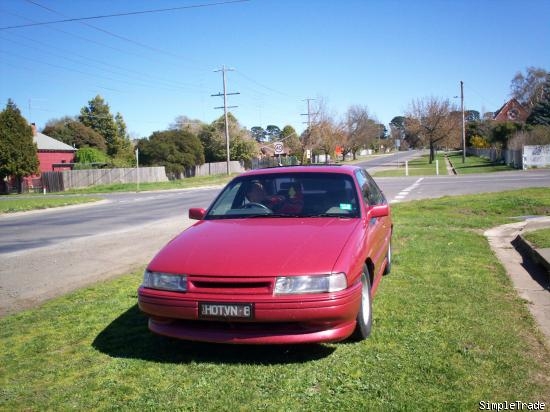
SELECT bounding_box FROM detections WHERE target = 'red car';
[138,165,392,344]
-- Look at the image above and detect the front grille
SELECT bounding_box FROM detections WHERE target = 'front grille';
[188,276,272,295]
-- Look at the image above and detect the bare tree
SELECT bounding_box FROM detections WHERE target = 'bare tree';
[343,105,381,160]
[406,97,460,163]
[301,99,341,162]
[510,67,549,111]
[170,115,204,134]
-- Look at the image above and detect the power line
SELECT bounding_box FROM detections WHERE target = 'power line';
[0,32,204,92]
[1,0,251,30]
[16,1,209,70]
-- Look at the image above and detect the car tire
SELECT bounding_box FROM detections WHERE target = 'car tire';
[350,265,372,341]
[383,239,392,275]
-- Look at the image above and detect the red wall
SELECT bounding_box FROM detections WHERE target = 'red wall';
[38,151,75,172]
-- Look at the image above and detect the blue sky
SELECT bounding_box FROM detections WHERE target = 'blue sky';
[1,0,549,139]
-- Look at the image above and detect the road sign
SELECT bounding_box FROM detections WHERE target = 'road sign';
[274,141,284,155]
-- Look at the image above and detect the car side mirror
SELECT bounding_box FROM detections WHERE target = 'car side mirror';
[368,204,389,218]
[189,208,207,220]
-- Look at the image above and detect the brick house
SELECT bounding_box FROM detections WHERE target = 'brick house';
[493,98,529,122]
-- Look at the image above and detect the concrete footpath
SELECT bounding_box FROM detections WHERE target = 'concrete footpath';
[485,216,550,344]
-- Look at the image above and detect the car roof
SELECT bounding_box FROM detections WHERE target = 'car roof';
[241,164,362,178]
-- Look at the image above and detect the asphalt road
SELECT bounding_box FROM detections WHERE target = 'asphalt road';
[2,157,549,254]
[1,156,549,316]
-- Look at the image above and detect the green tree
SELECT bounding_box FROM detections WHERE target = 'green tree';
[265,125,281,142]
[114,112,127,140]
[199,113,257,163]
[465,110,481,122]
[465,120,491,147]
[0,99,39,193]
[79,96,117,152]
[281,125,301,159]
[74,147,110,165]
[490,122,524,148]
[79,96,132,162]
[43,117,107,152]
[137,129,204,179]
[251,126,266,142]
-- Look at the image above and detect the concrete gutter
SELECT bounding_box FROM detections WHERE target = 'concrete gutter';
[485,216,550,344]
[513,233,550,279]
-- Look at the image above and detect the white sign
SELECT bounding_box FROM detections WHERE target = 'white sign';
[274,141,284,155]
[523,145,550,169]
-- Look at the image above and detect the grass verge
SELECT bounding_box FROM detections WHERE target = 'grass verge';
[1,188,550,410]
[0,196,100,214]
[448,153,515,174]
[373,153,446,177]
[524,228,550,249]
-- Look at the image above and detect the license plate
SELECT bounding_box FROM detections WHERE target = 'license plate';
[199,302,254,319]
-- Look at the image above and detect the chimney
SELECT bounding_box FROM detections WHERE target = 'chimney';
[31,123,37,136]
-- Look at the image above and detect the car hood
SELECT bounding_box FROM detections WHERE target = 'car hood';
[148,217,361,277]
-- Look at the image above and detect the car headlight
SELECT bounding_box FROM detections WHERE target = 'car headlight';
[142,270,188,292]
[274,273,347,295]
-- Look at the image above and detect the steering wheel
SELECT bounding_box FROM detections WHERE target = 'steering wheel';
[244,202,271,211]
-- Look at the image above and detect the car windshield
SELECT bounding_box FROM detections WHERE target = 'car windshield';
[206,172,360,219]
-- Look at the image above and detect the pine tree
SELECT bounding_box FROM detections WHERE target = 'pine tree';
[0,99,39,193]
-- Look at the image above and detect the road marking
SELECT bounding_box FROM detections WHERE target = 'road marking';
[391,178,423,203]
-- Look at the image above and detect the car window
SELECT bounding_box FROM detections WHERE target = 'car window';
[205,173,360,219]
[355,169,386,206]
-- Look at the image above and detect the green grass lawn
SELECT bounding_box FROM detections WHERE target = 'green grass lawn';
[0,174,235,214]
[448,153,514,174]
[1,188,550,410]
[0,196,101,214]
[524,228,550,249]
[373,152,515,177]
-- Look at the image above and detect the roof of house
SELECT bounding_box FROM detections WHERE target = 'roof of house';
[33,132,76,152]
[493,98,529,122]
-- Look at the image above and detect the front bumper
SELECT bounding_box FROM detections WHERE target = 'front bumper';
[137,282,362,344]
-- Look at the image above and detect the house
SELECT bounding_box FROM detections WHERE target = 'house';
[493,98,529,122]
[31,123,76,172]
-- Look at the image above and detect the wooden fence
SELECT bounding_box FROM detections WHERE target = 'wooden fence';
[42,167,168,192]
[39,161,247,192]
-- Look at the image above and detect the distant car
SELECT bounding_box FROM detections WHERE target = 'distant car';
[138,165,392,344]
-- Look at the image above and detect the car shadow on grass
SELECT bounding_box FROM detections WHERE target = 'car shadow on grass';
[92,304,335,364]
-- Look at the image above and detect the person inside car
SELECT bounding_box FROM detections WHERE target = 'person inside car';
[245,180,303,214]
[278,182,304,214]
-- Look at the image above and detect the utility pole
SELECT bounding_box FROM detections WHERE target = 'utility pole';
[461,80,466,163]
[212,65,239,175]
[301,98,316,163]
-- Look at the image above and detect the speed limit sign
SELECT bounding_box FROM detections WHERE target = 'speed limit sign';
[274,142,284,154]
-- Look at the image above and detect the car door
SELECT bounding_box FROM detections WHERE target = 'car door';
[355,169,390,280]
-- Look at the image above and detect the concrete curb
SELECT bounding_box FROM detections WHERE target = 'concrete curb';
[513,234,550,278]
[485,216,550,344]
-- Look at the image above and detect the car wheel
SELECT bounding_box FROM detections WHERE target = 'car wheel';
[351,265,372,341]
[383,239,392,275]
